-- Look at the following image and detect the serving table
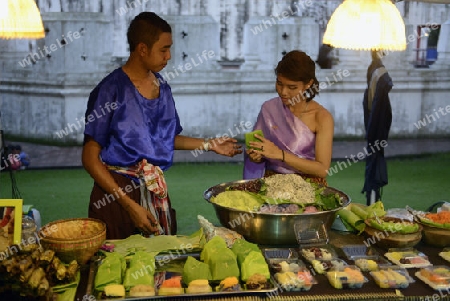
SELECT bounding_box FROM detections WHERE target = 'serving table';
[73,230,450,301]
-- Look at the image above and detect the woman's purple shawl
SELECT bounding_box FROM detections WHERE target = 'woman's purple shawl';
[243,97,316,179]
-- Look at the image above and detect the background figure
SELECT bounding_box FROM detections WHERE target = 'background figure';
[362,51,393,206]
[316,44,334,69]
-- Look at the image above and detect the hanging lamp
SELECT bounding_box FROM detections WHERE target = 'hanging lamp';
[323,0,406,51]
[0,0,45,39]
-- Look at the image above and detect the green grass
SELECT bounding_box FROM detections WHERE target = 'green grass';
[1,153,449,235]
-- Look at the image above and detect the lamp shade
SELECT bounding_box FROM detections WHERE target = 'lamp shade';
[0,0,45,39]
[323,0,406,51]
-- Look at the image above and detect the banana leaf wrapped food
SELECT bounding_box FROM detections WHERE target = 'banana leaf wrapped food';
[94,252,126,291]
[200,236,240,281]
[182,256,212,285]
[231,239,261,267]
[123,251,157,291]
[240,251,270,282]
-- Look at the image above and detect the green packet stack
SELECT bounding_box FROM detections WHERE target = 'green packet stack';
[123,251,157,290]
[182,256,212,285]
[240,251,270,282]
[200,236,240,281]
[245,129,264,149]
[231,238,261,267]
[94,252,126,291]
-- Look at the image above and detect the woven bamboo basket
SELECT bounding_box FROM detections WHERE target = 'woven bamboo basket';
[38,218,106,265]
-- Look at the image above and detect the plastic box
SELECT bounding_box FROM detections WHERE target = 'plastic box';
[370,266,413,288]
[415,266,450,290]
[326,265,367,289]
[384,248,431,268]
[274,266,318,291]
[300,245,338,263]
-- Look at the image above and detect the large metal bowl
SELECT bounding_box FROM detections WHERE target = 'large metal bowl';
[203,179,351,246]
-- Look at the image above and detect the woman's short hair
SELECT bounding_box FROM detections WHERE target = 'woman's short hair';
[275,50,320,101]
[127,12,172,52]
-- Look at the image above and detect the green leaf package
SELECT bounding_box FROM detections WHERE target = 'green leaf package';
[245,129,264,149]
[200,236,239,280]
[94,252,126,291]
[182,256,212,285]
[240,251,270,282]
[200,235,228,262]
[123,251,157,291]
[231,238,261,267]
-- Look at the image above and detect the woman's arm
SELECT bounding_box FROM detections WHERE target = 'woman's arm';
[174,135,242,157]
[81,136,158,234]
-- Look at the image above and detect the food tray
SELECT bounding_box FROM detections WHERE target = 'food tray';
[384,248,432,268]
[300,245,338,263]
[341,244,379,260]
[86,256,278,300]
[370,266,414,288]
[262,248,299,259]
[415,266,450,290]
[326,265,368,289]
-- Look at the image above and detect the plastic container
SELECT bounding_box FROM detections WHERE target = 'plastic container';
[384,248,431,268]
[311,258,347,274]
[370,266,413,288]
[341,244,379,260]
[438,247,450,262]
[274,267,317,291]
[352,255,391,272]
[415,266,450,290]
[267,258,306,274]
[300,245,338,263]
[326,265,367,289]
[263,248,298,260]
[21,215,38,251]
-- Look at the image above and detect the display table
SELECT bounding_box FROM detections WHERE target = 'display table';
[73,230,450,301]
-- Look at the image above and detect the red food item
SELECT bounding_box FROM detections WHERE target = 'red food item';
[161,276,182,288]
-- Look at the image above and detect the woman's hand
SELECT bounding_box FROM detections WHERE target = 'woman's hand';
[248,134,283,161]
[210,137,243,157]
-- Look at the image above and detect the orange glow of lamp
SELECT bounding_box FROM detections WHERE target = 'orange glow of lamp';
[323,0,406,51]
[0,0,45,39]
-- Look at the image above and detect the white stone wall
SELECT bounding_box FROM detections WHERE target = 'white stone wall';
[0,0,449,143]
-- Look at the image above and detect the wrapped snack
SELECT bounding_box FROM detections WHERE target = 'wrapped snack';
[207,248,240,281]
[246,273,270,290]
[240,251,270,282]
[200,236,228,263]
[182,256,212,286]
[231,238,261,267]
[123,251,156,291]
[94,252,126,291]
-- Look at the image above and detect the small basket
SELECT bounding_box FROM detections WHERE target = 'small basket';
[38,218,106,265]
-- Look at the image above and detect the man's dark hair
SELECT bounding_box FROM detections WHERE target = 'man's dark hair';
[127,12,172,52]
[275,50,320,102]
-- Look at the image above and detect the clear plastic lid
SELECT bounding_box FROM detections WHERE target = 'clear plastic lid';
[300,245,338,263]
[341,244,379,260]
[384,248,431,268]
[416,266,450,290]
[294,220,329,246]
[326,265,368,289]
[370,266,414,289]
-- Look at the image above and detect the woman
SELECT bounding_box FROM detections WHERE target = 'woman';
[243,50,334,185]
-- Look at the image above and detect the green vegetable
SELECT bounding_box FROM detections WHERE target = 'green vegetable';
[337,208,365,234]
[350,205,369,220]
[245,130,264,149]
[367,219,419,234]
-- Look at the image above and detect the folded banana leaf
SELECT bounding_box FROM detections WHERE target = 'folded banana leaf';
[337,208,365,234]
[52,271,80,293]
[94,252,126,291]
[240,251,270,282]
[245,129,264,149]
[182,256,212,285]
[200,236,228,263]
[231,239,261,267]
[123,251,157,291]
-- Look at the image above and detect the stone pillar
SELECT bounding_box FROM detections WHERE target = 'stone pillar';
[434,19,450,69]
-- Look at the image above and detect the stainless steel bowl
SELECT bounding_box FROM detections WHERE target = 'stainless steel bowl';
[203,179,351,246]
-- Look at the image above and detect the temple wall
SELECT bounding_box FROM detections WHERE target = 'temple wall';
[0,1,449,143]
